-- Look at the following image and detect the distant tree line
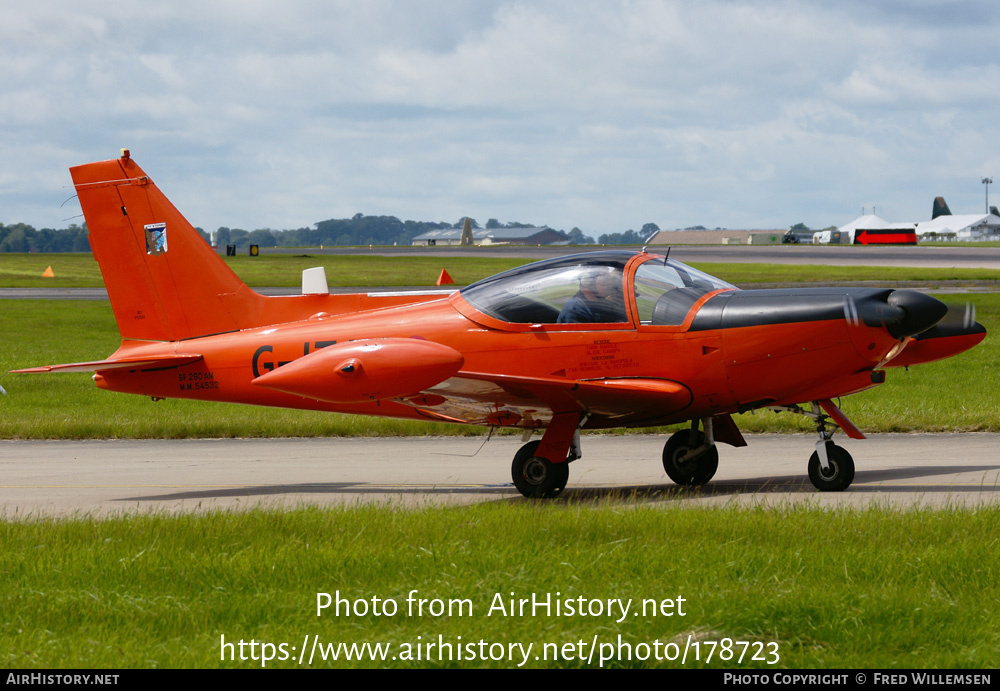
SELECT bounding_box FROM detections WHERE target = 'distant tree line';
[216,214,455,249]
[0,216,713,252]
[0,223,91,253]
[597,223,660,245]
[214,216,601,249]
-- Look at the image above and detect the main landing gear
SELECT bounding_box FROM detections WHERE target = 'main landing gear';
[662,419,719,486]
[509,402,858,498]
[510,413,581,499]
[511,440,572,498]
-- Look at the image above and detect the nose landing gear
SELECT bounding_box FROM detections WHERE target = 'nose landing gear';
[808,441,855,492]
[770,400,858,492]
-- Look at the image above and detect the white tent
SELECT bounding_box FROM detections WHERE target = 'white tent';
[915,213,1000,241]
[819,214,914,243]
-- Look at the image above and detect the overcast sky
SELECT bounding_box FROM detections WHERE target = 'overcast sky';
[2,1,999,236]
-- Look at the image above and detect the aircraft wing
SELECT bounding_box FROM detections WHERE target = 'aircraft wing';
[11,354,204,374]
[402,371,694,429]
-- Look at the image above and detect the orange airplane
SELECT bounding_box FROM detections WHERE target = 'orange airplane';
[14,151,987,497]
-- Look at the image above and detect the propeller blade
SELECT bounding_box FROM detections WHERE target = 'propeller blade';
[937,301,977,330]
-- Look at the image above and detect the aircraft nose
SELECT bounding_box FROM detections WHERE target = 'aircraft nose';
[851,290,947,339]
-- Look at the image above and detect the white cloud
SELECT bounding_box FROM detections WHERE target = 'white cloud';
[1,0,999,233]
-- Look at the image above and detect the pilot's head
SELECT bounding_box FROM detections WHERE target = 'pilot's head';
[583,267,620,299]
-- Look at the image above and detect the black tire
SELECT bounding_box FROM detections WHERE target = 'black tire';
[662,429,719,486]
[511,440,570,499]
[807,443,855,491]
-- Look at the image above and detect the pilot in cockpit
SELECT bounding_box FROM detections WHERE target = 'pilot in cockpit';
[557,266,627,323]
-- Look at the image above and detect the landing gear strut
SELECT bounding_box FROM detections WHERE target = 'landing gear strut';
[662,418,719,486]
[771,401,856,492]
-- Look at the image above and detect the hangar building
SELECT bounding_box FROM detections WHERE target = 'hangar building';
[645,229,785,245]
[411,226,564,246]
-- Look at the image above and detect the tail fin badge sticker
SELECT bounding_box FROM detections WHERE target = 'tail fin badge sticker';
[144,223,167,255]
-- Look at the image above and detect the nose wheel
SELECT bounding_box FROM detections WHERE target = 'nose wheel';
[807,441,855,491]
[769,401,860,492]
[511,440,570,498]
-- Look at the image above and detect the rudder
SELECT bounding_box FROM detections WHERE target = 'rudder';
[71,151,267,341]
[931,196,952,219]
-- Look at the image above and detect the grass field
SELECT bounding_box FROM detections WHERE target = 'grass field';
[4,251,1000,288]
[3,503,999,668]
[0,253,532,288]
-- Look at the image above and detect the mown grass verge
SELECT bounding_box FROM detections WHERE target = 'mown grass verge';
[4,251,1000,288]
[0,253,531,288]
[3,503,998,668]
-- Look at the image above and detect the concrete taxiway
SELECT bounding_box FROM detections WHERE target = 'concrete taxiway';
[2,434,998,517]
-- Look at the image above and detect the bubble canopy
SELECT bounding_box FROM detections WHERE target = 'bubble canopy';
[460,251,735,327]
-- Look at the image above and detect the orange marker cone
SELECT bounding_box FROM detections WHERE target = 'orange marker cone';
[42,266,55,278]
[436,269,454,286]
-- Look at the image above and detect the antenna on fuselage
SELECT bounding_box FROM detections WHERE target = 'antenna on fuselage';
[642,231,659,254]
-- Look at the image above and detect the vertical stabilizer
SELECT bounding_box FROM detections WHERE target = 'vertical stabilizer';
[70,151,267,341]
[460,217,474,245]
[931,196,952,219]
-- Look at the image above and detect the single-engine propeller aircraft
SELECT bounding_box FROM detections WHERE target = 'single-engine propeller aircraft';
[13,152,988,497]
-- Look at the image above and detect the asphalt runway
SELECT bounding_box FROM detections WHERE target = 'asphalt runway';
[3,434,998,517]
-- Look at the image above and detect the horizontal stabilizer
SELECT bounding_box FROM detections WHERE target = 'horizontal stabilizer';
[11,354,203,374]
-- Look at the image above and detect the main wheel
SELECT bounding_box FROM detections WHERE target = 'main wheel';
[807,443,855,491]
[662,429,719,486]
[511,440,570,499]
